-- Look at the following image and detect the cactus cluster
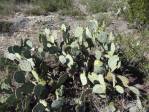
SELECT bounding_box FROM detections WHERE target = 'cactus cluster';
[0,20,145,111]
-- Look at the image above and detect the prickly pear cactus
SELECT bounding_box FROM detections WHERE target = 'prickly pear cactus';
[1,19,143,112]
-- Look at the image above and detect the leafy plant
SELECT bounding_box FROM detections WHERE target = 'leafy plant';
[0,20,146,111]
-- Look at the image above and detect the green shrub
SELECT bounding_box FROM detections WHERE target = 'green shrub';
[127,0,149,23]
[115,30,149,74]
